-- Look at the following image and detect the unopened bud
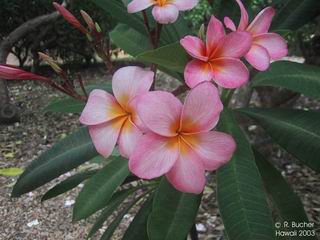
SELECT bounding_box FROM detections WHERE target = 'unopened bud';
[80,10,95,31]
[0,64,49,81]
[38,52,62,74]
[198,24,206,41]
[95,22,102,33]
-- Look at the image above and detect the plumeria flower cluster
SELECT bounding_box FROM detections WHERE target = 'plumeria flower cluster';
[80,67,236,194]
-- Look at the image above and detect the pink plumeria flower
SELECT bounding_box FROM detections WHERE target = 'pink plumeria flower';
[80,66,154,158]
[180,16,252,89]
[129,82,236,194]
[127,0,199,24]
[224,0,288,71]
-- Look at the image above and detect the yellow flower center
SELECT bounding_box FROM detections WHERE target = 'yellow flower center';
[155,0,170,7]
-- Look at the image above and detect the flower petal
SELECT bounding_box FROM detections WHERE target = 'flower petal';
[214,31,252,58]
[206,16,225,54]
[80,89,126,125]
[247,7,275,34]
[129,133,179,179]
[137,91,182,137]
[224,17,236,31]
[127,0,154,13]
[184,60,214,88]
[166,140,205,194]
[152,4,179,24]
[235,0,249,31]
[89,117,126,158]
[112,66,154,110]
[254,33,288,60]
[181,82,223,133]
[245,44,270,71]
[211,58,249,89]
[173,0,199,10]
[180,36,208,61]
[118,118,143,158]
[183,131,236,171]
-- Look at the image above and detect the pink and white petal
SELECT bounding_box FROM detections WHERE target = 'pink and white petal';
[80,89,126,125]
[247,7,275,34]
[137,91,182,137]
[184,60,214,88]
[129,133,179,179]
[235,0,249,31]
[245,44,270,71]
[172,0,199,11]
[183,131,236,171]
[211,58,249,89]
[152,4,179,24]
[127,96,149,132]
[180,36,208,61]
[214,31,252,58]
[127,0,154,13]
[224,17,236,31]
[166,143,205,194]
[254,33,288,60]
[89,117,126,158]
[181,82,223,133]
[118,118,143,158]
[206,16,225,54]
[112,66,154,110]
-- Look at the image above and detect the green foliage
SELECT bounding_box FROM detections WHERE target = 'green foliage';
[217,109,275,240]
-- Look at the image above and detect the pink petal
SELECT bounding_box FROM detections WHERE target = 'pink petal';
[247,7,275,34]
[166,141,205,194]
[183,131,236,171]
[118,118,143,158]
[214,31,252,58]
[129,133,179,179]
[112,66,154,110]
[206,16,225,54]
[254,33,288,60]
[80,89,126,125]
[137,91,182,137]
[89,117,126,158]
[127,95,149,133]
[172,0,199,10]
[224,17,236,31]
[180,36,208,61]
[184,60,214,88]
[127,0,154,13]
[211,58,249,89]
[245,44,270,71]
[152,4,179,24]
[180,82,223,133]
[235,0,249,31]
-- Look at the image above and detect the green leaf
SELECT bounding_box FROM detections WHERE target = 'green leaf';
[87,188,139,239]
[100,190,153,240]
[73,157,130,221]
[254,150,316,238]
[12,128,98,197]
[137,42,189,73]
[123,196,153,240]
[161,14,190,44]
[216,109,275,240]
[147,178,201,240]
[0,168,23,177]
[252,61,320,99]
[41,170,97,202]
[238,108,320,172]
[272,0,320,30]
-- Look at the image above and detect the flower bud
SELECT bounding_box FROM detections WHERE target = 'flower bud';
[0,65,49,81]
[80,10,95,31]
[38,52,63,74]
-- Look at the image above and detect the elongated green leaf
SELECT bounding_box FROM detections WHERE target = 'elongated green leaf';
[41,170,97,202]
[254,150,316,239]
[0,168,23,176]
[137,42,189,73]
[272,0,320,30]
[238,108,320,172]
[212,0,252,20]
[123,196,153,240]
[73,157,129,221]
[87,188,138,239]
[217,109,275,240]
[147,178,201,240]
[252,61,320,99]
[12,128,98,197]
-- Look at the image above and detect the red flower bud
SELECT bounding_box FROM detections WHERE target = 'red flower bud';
[53,2,88,34]
[0,65,49,81]
[80,10,95,31]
